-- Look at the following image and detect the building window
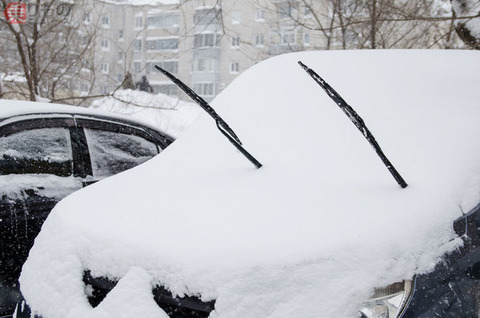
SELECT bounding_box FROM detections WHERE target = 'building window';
[255,10,265,21]
[134,39,142,52]
[101,16,110,27]
[118,52,123,63]
[193,83,215,96]
[118,30,124,40]
[101,63,109,74]
[304,33,310,46]
[83,12,91,23]
[304,6,311,16]
[135,16,143,28]
[80,83,89,92]
[194,33,220,48]
[101,85,108,94]
[147,13,179,28]
[133,61,141,74]
[281,29,296,45]
[232,11,241,24]
[255,34,264,46]
[231,36,240,48]
[117,73,123,83]
[192,58,218,72]
[146,60,178,74]
[230,62,239,74]
[277,2,297,19]
[101,39,109,51]
[194,8,221,25]
[146,38,179,51]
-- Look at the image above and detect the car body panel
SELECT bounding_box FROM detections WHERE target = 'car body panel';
[0,100,174,317]
[16,50,480,318]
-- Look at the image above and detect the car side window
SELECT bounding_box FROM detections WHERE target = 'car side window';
[0,127,73,177]
[84,128,159,179]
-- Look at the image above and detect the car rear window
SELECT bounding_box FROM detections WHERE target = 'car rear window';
[0,127,73,176]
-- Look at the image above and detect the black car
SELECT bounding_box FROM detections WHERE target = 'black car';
[14,51,480,318]
[0,100,174,317]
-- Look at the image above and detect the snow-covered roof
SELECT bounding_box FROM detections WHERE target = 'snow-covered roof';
[0,99,169,134]
[20,50,480,317]
[0,99,108,120]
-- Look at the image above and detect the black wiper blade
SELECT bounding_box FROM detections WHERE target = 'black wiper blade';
[154,65,262,169]
[298,61,408,189]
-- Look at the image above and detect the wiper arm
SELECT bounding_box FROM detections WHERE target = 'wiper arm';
[154,65,262,169]
[298,61,408,188]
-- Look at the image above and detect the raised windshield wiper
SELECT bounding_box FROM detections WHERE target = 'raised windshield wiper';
[154,65,262,169]
[298,61,408,189]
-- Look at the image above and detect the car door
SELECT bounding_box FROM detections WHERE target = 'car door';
[0,115,84,314]
[73,115,168,183]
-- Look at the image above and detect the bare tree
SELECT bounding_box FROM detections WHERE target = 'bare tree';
[0,0,101,103]
[246,0,476,51]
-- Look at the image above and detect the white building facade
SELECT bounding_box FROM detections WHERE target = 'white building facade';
[90,0,331,101]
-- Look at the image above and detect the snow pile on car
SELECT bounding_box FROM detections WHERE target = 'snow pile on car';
[90,89,199,137]
[20,50,480,317]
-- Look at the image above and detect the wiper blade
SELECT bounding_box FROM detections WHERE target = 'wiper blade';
[154,65,262,169]
[298,61,408,188]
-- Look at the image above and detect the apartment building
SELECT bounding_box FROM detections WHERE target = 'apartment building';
[91,0,327,101]
[0,0,456,102]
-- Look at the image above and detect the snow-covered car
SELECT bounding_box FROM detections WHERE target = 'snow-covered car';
[17,50,480,318]
[0,100,174,317]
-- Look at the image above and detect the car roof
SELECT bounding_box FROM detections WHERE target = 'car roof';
[19,50,480,318]
[0,99,169,136]
[0,99,105,118]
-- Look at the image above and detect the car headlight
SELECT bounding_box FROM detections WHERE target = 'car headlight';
[359,279,414,318]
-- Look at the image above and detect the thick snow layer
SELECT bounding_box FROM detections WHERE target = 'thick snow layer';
[0,99,146,123]
[20,50,480,317]
[89,90,199,137]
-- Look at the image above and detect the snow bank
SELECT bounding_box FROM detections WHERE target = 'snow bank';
[20,50,480,317]
[89,90,199,138]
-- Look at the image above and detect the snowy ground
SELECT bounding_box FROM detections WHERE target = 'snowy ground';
[19,50,480,318]
[89,89,199,138]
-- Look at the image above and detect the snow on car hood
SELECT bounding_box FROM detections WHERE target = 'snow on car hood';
[20,50,480,317]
